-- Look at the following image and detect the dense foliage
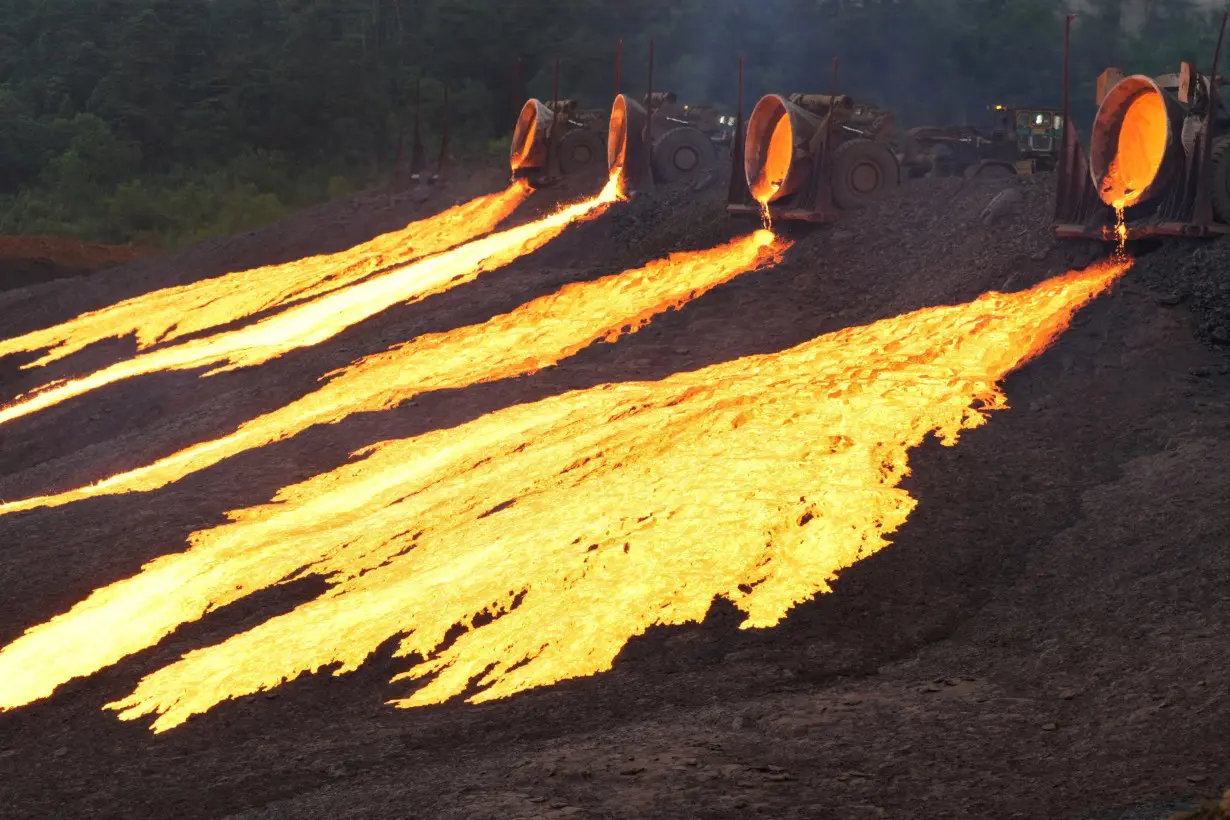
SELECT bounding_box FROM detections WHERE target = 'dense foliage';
[0,0,1225,245]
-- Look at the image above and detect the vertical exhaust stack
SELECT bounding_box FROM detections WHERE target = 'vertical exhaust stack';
[1053,15,1111,235]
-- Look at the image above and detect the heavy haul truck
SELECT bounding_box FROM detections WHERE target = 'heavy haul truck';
[510,92,727,189]
[508,46,730,191]
[1053,12,1230,240]
[721,55,901,224]
[900,105,1064,180]
[726,86,901,223]
[510,97,609,182]
[722,76,1066,227]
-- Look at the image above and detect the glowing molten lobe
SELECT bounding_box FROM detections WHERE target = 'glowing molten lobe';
[0,259,1128,732]
[0,229,784,714]
[0,185,530,372]
[1100,92,1168,209]
[0,178,621,428]
[0,230,789,515]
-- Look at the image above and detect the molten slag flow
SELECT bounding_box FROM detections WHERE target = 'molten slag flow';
[752,116,796,230]
[0,178,621,428]
[752,116,794,206]
[1100,91,1168,209]
[0,231,789,515]
[1115,207,1129,258]
[0,184,530,372]
[0,258,1128,732]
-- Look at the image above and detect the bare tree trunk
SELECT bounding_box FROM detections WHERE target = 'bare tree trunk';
[391,0,404,45]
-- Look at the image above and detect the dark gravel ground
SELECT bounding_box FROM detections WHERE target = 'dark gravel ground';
[1128,237,1230,349]
[1,166,1230,820]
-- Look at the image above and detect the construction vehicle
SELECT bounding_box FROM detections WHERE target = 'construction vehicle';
[726,77,901,223]
[513,90,721,191]
[900,105,1063,180]
[852,103,896,137]
[680,103,739,148]
[606,43,727,195]
[510,98,609,186]
[510,45,721,191]
[640,91,721,183]
[1053,13,1230,240]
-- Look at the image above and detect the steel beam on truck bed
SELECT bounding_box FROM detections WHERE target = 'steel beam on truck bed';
[725,203,842,223]
[1054,222,1230,240]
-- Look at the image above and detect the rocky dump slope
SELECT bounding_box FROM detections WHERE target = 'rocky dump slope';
[1,167,1228,820]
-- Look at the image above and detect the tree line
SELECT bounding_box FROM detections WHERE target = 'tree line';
[0,0,1224,246]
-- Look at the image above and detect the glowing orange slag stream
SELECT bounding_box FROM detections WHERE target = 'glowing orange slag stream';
[1100,91,1167,211]
[0,258,1129,732]
[755,117,793,204]
[0,230,790,515]
[1115,207,1128,257]
[0,184,531,371]
[759,202,774,232]
[753,117,793,231]
[0,177,622,428]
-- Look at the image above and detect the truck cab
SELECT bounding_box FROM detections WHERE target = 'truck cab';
[989,104,1064,172]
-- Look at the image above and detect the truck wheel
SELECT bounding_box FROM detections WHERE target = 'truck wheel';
[557,129,606,176]
[652,127,715,183]
[831,139,900,210]
[1212,134,1230,223]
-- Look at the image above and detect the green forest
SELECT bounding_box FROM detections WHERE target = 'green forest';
[0,0,1226,247]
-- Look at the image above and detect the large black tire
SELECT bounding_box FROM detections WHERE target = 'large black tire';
[1212,134,1230,223]
[831,139,900,210]
[651,126,715,183]
[557,129,605,176]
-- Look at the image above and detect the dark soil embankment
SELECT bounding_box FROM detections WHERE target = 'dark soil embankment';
[0,235,153,293]
[1,168,1229,820]
[0,164,514,342]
